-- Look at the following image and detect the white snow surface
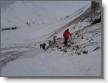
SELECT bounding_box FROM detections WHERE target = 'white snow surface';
[1,1,90,48]
[1,23,102,76]
[1,49,101,76]
[1,1,102,76]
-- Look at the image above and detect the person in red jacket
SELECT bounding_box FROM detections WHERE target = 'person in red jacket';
[63,29,71,46]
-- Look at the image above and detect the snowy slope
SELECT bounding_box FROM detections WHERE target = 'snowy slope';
[1,1,102,76]
[1,49,101,76]
[1,1,58,28]
[1,23,102,76]
[1,2,90,48]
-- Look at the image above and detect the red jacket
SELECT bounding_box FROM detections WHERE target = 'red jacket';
[63,31,71,39]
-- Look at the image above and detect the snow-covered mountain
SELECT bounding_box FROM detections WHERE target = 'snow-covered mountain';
[0,1,102,76]
[1,1,60,29]
[1,1,91,48]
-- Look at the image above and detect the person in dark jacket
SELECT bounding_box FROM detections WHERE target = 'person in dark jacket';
[40,43,46,50]
[63,29,71,46]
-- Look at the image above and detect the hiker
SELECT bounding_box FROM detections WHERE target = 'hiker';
[40,44,42,49]
[48,40,52,46]
[40,43,46,50]
[42,43,46,49]
[63,29,71,46]
[26,20,30,26]
[53,36,57,44]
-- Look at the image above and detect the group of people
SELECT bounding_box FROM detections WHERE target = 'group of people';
[40,29,72,50]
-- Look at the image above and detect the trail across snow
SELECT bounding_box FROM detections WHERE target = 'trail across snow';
[1,47,101,76]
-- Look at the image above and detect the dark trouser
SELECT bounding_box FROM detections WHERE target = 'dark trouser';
[42,44,46,49]
[40,43,46,49]
[40,44,42,48]
[64,38,68,46]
